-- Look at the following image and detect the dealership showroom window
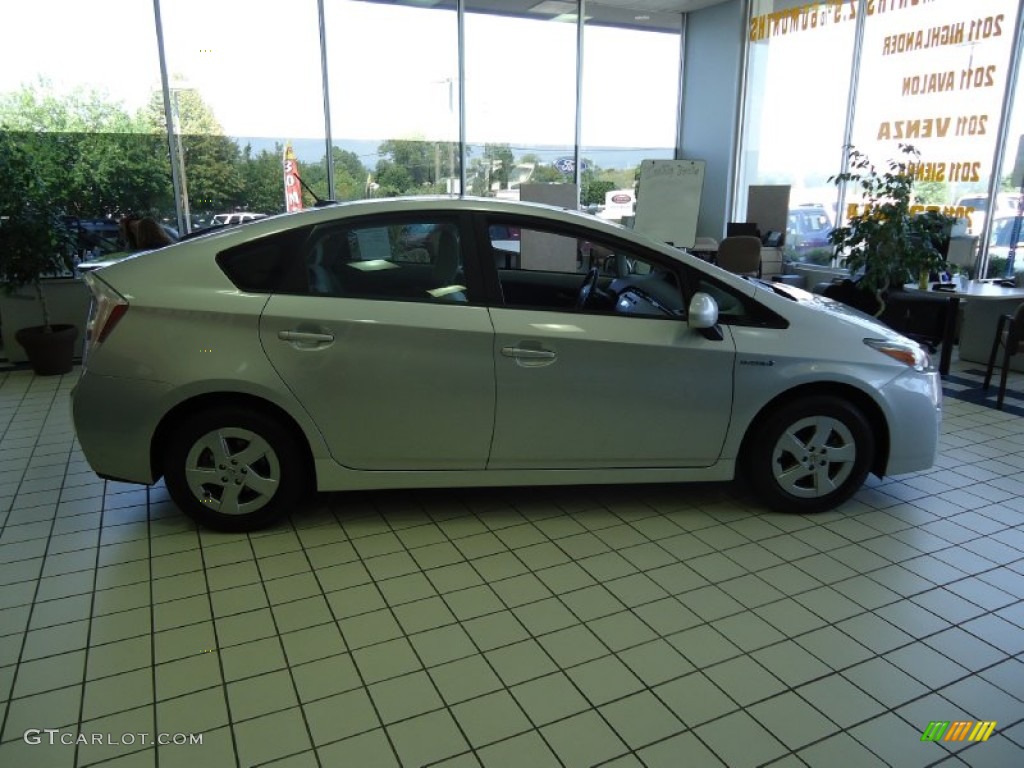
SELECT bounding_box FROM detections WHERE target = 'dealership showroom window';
[1,0,1024,766]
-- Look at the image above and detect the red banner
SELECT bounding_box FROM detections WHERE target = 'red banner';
[284,145,303,212]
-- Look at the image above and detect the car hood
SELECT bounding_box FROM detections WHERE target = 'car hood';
[753,280,911,342]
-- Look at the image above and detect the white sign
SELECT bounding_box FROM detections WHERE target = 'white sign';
[633,159,705,248]
[600,189,636,221]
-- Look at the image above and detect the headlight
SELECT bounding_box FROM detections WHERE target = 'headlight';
[864,338,932,372]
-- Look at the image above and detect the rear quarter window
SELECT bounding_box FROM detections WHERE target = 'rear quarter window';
[216,228,308,293]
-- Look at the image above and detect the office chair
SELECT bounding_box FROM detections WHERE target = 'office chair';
[716,235,762,277]
[983,301,1024,409]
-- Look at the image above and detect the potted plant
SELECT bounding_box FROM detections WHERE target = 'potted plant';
[828,143,956,316]
[0,131,78,374]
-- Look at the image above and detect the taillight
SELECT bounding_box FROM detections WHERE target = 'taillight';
[97,304,128,342]
[83,274,128,363]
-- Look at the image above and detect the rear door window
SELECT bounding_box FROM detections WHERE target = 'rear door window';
[302,217,474,303]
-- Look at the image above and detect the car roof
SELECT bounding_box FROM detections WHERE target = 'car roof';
[203,196,623,246]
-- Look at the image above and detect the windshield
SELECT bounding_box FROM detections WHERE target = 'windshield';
[791,211,830,234]
[959,197,987,212]
[991,217,1024,247]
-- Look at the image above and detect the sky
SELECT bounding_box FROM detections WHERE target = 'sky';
[0,0,679,160]
[3,0,1021,186]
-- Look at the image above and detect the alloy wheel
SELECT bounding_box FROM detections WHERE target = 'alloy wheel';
[183,427,281,516]
[770,415,857,499]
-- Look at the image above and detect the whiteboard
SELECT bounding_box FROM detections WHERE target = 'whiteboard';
[633,159,705,248]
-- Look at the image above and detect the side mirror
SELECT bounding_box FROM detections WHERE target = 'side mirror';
[688,292,723,341]
[688,292,719,328]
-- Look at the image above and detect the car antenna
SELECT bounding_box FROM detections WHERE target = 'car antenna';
[296,174,337,208]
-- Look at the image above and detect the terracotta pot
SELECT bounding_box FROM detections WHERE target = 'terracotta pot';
[14,324,78,375]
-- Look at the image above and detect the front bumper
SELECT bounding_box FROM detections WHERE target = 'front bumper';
[879,368,942,475]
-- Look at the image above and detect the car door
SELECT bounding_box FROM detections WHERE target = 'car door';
[480,216,737,470]
[258,213,496,471]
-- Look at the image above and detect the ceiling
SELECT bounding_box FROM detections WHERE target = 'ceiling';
[395,0,734,31]
[591,0,730,12]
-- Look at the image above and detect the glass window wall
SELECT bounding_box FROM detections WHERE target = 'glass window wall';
[323,0,459,199]
[988,42,1024,280]
[2,0,685,233]
[738,0,857,267]
[463,1,578,199]
[581,7,682,222]
[157,0,328,231]
[849,0,1020,280]
[0,0,173,256]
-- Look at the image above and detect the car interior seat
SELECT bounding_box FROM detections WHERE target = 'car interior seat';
[716,235,762,277]
[429,227,467,301]
[308,232,348,296]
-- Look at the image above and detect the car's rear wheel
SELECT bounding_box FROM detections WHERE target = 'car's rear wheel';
[163,408,306,531]
[747,396,874,514]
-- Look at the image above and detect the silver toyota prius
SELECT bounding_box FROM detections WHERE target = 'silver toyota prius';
[71,197,942,531]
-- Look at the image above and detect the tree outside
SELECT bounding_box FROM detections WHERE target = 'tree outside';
[914,179,950,206]
[529,164,567,183]
[0,81,171,220]
[1,80,647,225]
[373,138,458,196]
[141,88,244,217]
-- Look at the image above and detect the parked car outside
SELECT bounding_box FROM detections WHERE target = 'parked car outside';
[62,217,121,260]
[67,217,179,272]
[785,205,833,264]
[986,215,1024,276]
[212,212,268,227]
[957,193,1022,237]
[71,197,941,531]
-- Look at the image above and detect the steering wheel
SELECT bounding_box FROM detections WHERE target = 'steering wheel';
[575,267,600,309]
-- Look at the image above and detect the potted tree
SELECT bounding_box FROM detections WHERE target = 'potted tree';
[828,143,956,317]
[0,131,78,375]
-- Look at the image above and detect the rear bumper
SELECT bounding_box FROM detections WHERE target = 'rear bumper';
[72,371,171,484]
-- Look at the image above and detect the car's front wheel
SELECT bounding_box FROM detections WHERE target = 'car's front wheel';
[747,396,874,514]
[163,408,306,531]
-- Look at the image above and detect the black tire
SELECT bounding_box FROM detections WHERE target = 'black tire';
[746,395,874,514]
[163,408,307,532]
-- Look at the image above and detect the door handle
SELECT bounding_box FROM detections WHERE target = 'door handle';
[278,330,335,344]
[501,346,556,360]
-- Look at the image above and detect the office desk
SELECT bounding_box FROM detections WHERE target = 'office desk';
[908,281,1024,371]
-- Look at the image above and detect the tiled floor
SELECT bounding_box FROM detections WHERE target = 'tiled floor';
[0,362,1022,767]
